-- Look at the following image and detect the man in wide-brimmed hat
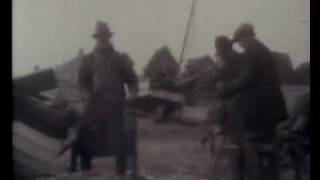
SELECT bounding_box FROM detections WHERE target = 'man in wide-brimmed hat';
[91,21,114,49]
[92,21,114,37]
[216,23,288,180]
[77,21,138,178]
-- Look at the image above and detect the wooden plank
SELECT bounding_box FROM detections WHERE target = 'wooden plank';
[13,133,59,164]
[13,147,51,175]
[138,81,184,103]
[178,105,211,123]
[128,82,184,112]
[13,122,63,163]
[136,89,184,109]
[139,89,184,103]
[13,121,63,153]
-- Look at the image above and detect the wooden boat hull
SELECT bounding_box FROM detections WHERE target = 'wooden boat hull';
[13,121,64,177]
[131,82,184,112]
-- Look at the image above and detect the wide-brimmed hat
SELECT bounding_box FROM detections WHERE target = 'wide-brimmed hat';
[232,23,255,42]
[92,21,114,38]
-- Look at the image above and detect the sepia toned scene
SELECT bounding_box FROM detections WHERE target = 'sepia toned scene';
[13,0,309,180]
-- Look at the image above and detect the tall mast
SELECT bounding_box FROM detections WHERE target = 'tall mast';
[178,0,196,73]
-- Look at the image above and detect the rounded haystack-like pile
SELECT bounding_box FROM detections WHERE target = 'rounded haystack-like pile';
[144,46,179,90]
[181,55,218,105]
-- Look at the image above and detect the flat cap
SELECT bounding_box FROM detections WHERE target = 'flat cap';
[233,23,255,42]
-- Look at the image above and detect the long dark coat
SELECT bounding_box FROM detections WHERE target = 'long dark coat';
[77,47,138,156]
[221,39,288,138]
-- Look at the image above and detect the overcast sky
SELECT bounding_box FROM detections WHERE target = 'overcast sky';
[13,0,309,77]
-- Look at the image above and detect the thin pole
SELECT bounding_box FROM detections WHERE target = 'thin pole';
[178,0,196,73]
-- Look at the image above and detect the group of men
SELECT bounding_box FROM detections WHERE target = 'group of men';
[202,24,310,180]
[200,23,288,180]
[66,21,308,180]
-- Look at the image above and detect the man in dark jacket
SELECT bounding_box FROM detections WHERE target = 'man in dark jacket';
[77,21,138,177]
[203,36,246,180]
[217,23,288,180]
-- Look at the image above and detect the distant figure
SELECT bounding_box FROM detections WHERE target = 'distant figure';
[77,21,138,178]
[216,23,288,180]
